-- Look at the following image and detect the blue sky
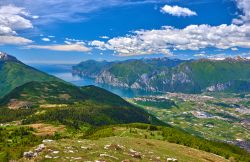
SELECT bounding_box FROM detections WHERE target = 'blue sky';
[0,0,250,64]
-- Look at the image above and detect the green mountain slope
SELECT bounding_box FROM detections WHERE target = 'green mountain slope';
[6,124,249,162]
[182,59,250,92]
[73,57,250,93]
[0,81,163,127]
[0,53,60,97]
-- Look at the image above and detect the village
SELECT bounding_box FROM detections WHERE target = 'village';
[130,92,250,151]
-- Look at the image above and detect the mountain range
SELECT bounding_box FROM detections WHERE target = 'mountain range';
[73,57,250,93]
[0,52,249,161]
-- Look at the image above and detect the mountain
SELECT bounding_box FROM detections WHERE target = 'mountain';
[72,60,114,77]
[0,52,19,61]
[0,52,61,97]
[0,52,162,126]
[0,54,249,162]
[0,81,163,127]
[73,57,250,93]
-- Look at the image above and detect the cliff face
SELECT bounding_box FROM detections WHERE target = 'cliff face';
[96,70,129,88]
[94,63,197,93]
[73,57,250,93]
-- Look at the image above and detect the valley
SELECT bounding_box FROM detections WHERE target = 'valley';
[0,53,249,162]
[1,0,250,161]
[128,93,250,152]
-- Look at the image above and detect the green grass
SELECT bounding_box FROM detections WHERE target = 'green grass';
[81,124,250,161]
[25,137,230,162]
[16,123,249,162]
[0,126,45,162]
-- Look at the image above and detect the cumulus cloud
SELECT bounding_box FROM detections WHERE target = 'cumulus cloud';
[0,26,14,35]
[0,5,34,45]
[0,5,33,33]
[161,5,197,17]
[90,24,250,56]
[89,40,106,50]
[233,0,250,24]
[27,43,91,52]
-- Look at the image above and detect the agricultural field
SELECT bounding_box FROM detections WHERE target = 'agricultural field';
[128,93,250,151]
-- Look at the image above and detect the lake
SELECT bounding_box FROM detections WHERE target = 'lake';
[30,64,161,98]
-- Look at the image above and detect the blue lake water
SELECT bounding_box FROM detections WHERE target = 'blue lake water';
[30,64,161,98]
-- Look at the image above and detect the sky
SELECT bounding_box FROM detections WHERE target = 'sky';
[0,0,250,64]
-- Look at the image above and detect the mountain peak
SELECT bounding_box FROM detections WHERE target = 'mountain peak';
[0,52,18,62]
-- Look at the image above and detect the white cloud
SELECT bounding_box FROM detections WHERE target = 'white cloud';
[65,38,86,45]
[0,25,15,35]
[0,0,171,24]
[0,36,32,45]
[32,15,39,19]
[161,5,197,17]
[90,24,250,56]
[41,38,50,42]
[27,43,91,52]
[64,41,72,45]
[0,5,35,45]
[0,5,33,32]
[89,40,106,50]
[233,0,250,24]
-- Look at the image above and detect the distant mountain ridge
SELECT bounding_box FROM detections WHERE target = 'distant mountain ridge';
[73,57,250,93]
